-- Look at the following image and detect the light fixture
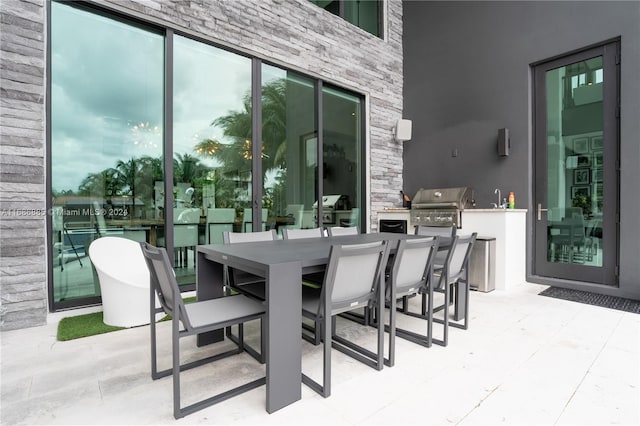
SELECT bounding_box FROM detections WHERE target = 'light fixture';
[394,119,412,142]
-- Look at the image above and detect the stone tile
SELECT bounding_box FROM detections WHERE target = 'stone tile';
[1,283,638,425]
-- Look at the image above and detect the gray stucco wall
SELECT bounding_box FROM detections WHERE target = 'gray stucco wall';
[0,0,405,330]
[403,1,640,298]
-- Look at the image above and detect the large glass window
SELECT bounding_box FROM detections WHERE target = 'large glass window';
[50,2,164,308]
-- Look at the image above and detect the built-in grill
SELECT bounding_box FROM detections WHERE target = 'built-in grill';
[410,187,473,228]
[313,194,349,225]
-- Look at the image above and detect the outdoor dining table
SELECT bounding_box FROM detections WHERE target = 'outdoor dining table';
[195,232,426,413]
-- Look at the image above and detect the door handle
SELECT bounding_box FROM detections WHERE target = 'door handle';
[537,203,548,221]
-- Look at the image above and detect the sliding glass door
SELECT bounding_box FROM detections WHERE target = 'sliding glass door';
[49,1,366,310]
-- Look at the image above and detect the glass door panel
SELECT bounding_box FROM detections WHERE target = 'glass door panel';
[173,35,251,286]
[534,42,618,285]
[545,58,603,267]
[322,86,363,231]
[261,65,317,235]
[50,3,164,308]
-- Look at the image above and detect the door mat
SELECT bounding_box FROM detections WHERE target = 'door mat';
[539,287,640,314]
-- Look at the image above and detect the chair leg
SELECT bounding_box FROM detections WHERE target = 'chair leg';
[302,314,332,398]
[386,297,396,367]
[323,316,332,397]
[150,307,160,379]
[260,317,266,362]
[226,321,264,364]
[450,278,470,331]
[172,318,182,419]
[427,284,434,347]
[442,282,449,346]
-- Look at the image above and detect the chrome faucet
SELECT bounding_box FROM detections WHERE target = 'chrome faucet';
[493,188,504,208]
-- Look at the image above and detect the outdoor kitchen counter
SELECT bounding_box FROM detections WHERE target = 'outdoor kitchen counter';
[460,209,528,290]
[375,208,527,291]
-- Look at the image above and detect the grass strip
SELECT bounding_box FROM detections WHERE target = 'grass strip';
[57,296,196,341]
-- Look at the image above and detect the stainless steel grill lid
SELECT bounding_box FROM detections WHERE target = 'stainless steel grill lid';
[312,195,349,210]
[411,187,473,210]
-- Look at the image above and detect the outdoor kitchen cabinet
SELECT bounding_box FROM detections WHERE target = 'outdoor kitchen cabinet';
[460,209,527,290]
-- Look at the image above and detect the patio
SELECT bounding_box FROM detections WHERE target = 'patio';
[1,282,638,425]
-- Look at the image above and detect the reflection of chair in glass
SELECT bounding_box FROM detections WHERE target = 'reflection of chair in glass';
[173,208,200,267]
[284,204,304,229]
[549,207,586,263]
[122,227,148,242]
[339,207,360,228]
[52,206,82,271]
[327,225,358,236]
[206,208,235,244]
[301,240,390,398]
[92,201,108,237]
[140,242,265,420]
[89,236,159,327]
[585,216,602,261]
[243,208,268,232]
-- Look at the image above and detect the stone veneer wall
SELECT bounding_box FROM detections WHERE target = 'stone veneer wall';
[0,0,404,330]
[0,0,48,330]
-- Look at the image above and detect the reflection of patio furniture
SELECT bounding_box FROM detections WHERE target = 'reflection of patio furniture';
[284,204,304,229]
[52,206,83,270]
[206,208,235,244]
[89,236,159,327]
[549,207,586,263]
[339,207,360,227]
[174,208,200,267]
[122,226,149,242]
[585,216,602,261]
[243,208,268,232]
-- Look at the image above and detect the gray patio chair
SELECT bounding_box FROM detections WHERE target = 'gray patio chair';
[140,242,266,419]
[282,227,325,345]
[327,225,359,236]
[415,225,456,268]
[393,233,476,347]
[222,229,277,301]
[426,233,477,346]
[282,227,324,240]
[282,227,325,286]
[221,229,277,362]
[301,240,390,398]
[384,236,439,366]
